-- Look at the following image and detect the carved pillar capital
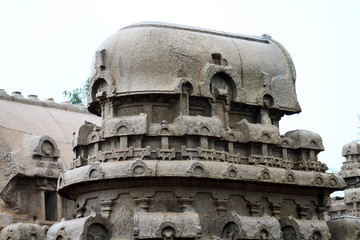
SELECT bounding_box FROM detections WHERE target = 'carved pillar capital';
[298,205,310,220]
[249,202,260,217]
[216,199,228,216]
[178,197,193,211]
[134,197,151,211]
[272,203,282,220]
[100,200,114,219]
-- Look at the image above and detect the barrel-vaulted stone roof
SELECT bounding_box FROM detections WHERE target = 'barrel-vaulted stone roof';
[0,90,100,170]
[88,22,301,116]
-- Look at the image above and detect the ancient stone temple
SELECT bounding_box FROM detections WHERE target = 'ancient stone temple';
[328,141,360,217]
[0,90,100,238]
[0,22,347,239]
[45,23,345,240]
[326,141,360,240]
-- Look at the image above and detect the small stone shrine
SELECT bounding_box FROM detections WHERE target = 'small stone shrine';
[0,90,100,239]
[326,141,360,240]
[327,141,360,218]
[48,22,345,240]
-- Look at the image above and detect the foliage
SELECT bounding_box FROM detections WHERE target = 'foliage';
[63,78,90,105]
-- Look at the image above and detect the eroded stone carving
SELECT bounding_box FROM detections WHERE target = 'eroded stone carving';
[327,215,360,240]
[2,153,17,179]
[0,223,46,240]
[133,209,201,239]
[327,142,360,222]
[47,22,345,239]
[280,216,331,240]
[47,212,109,240]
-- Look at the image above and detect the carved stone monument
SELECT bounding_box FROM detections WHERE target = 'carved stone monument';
[327,142,360,219]
[45,22,345,239]
[0,90,100,238]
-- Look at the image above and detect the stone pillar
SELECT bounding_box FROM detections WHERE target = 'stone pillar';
[120,136,128,150]
[161,136,169,149]
[111,139,116,149]
[200,137,208,149]
[301,149,307,161]
[35,179,48,221]
[57,194,62,221]
[282,148,288,160]
[38,190,46,221]
[224,102,230,128]
[262,143,268,156]
[211,101,226,127]
[310,150,315,161]
[180,93,189,115]
[94,142,99,153]
[228,142,234,154]
[104,100,114,118]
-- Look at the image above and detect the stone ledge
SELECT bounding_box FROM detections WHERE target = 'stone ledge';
[58,160,345,191]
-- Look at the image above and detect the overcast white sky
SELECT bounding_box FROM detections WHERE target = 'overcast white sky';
[1,0,359,173]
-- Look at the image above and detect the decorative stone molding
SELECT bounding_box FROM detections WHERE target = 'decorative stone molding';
[85,164,105,180]
[312,173,325,186]
[258,167,274,182]
[0,222,46,240]
[133,209,201,239]
[223,165,238,179]
[135,197,151,211]
[33,137,60,158]
[47,211,109,240]
[188,162,209,177]
[100,200,114,219]
[280,216,331,240]
[156,148,176,160]
[178,197,193,211]
[282,170,298,184]
[127,160,150,177]
[200,62,242,101]
[215,199,228,216]
[228,212,282,239]
[2,152,17,179]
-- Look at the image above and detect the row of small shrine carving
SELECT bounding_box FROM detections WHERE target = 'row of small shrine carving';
[71,146,327,172]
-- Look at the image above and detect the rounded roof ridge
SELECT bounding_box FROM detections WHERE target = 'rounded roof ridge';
[121,21,269,43]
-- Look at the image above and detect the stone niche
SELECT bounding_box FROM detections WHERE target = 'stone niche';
[52,22,345,240]
[0,135,65,226]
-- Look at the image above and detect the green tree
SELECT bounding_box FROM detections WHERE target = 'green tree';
[63,78,90,105]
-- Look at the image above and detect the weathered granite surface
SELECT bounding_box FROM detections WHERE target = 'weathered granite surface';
[0,22,347,239]
[0,222,46,240]
[327,215,360,240]
[0,92,100,230]
[51,22,345,239]
[327,141,360,219]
